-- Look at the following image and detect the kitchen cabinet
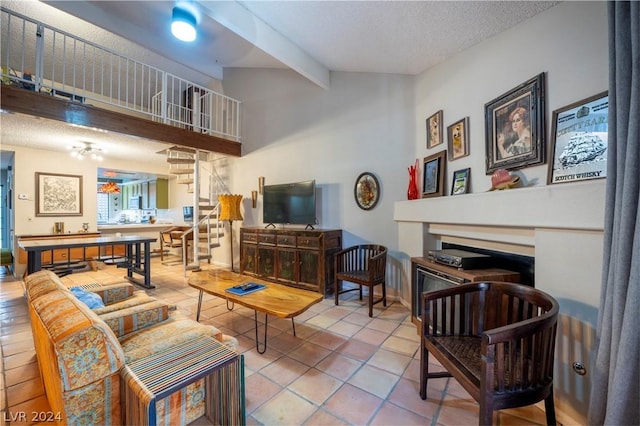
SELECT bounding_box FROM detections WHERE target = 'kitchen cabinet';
[240,227,342,295]
[149,178,169,209]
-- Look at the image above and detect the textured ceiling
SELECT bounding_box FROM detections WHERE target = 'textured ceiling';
[1,0,560,172]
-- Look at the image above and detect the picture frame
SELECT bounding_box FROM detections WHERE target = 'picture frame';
[36,172,83,216]
[447,117,470,160]
[422,151,446,198]
[484,73,546,174]
[548,91,608,184]
[354,172,380,210]
[426,110,443,149]
[451,168,470,195]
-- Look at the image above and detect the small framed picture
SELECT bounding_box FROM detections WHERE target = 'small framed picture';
[447,117,470,160]
[548,91,608,184]
[426,110,443,149]
[484,73,546,174]
[451,168,470,195]
[422,151,446,198]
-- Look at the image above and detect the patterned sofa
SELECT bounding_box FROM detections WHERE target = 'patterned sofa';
[23,270,243,425]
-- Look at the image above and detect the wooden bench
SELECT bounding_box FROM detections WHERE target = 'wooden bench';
[419,281,559,425]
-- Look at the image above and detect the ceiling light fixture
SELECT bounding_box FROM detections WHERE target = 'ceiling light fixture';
[68,142,104,161]
[171,7,197,42]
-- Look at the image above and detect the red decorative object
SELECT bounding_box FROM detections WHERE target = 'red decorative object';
[407,159,419,200]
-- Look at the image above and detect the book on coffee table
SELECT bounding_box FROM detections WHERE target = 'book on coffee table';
[225,283,266,296]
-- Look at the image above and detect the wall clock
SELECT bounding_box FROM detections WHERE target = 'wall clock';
[354,172,380,210]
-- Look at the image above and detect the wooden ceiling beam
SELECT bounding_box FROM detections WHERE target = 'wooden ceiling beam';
[0,85,242,157]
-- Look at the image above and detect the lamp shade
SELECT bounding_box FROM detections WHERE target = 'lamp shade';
[218,194,243,221]
[171,7,197,42]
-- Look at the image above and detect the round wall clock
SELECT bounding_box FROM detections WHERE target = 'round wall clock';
[354,172,380,210]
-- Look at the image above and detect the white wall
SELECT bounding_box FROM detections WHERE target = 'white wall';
[223,69,415,295]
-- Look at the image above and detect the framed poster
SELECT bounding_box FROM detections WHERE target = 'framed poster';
[548,91,608,184]
[36,172,83,216]
[426,110,443,149]
[484,73,546,174]
[354,172,380,210]
[422,151,446,198]
[447,117,470,160]
[451,168,470,195]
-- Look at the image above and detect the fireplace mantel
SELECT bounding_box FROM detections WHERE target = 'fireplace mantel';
[394,179,605,232]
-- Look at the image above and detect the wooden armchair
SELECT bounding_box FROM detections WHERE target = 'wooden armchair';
[419,281,559,425]
[334,244,387,317]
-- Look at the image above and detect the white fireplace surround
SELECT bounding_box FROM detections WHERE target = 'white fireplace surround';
[395,179,605,306]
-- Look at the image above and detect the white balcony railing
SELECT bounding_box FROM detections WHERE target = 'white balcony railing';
[0,7,241,143]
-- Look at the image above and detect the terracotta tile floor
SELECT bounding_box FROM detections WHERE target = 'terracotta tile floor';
[0,258,548,425]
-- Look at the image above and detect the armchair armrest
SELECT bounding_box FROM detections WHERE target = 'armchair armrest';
[88,282,135,305]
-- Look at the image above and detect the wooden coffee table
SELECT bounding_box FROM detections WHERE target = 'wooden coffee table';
[188,269,323,353]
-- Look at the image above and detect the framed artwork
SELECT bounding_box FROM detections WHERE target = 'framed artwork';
[548,91,608,184]
[354,172,380,210]
[36,172,83,216]
[422,151,446,198]
[426,110,443,149]
[451,168,470,195]
[447,117,470,160]
[484,72,546,174]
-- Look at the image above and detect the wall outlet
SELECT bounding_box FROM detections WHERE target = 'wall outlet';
[18,193,29,200]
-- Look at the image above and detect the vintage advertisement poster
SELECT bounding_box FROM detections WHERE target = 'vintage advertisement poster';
[549,93,608,184]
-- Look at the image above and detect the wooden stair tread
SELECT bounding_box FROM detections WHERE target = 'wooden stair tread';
[169,169,195,175]
[167,158,195,164]
[168,146,197,154]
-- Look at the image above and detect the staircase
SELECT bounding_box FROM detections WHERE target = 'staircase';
[166,146,229,274]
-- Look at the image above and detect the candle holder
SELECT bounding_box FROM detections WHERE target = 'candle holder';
[258,176,265,195]
[251,190,258,208]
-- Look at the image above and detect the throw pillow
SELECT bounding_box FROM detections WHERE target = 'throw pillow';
[70,286,105,309]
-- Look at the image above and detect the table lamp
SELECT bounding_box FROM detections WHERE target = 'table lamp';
[218,194,243,272]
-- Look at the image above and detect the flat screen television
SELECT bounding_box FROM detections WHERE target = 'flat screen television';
[263,180,316,226]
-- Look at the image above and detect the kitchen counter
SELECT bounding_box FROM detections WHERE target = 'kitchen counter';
[97,223,174,231]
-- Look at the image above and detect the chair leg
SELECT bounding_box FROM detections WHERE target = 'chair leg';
[420,345,428,400]
[479,402,493,426]
[544,388,557,425]
[368,286,373,317]
[335,279,340,306]
[382,280,387,307]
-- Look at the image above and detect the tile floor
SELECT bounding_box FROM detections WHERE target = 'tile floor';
[0,258,548,425]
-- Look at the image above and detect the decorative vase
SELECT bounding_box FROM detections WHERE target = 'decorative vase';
[407,159,419,200]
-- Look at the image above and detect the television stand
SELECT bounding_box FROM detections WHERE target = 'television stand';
[305,224,315,230]
[240,227,343,295]
[264,223,276,229]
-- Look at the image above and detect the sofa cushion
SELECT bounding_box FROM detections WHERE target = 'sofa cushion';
[119,312,225,363]
[100,300,170,337]
[69,286,105,309]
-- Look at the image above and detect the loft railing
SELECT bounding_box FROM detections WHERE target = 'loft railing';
[0,7,241,142]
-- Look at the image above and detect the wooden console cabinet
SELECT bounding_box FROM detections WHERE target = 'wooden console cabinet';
[240,227,342,295]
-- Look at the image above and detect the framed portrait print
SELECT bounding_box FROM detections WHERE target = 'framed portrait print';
[484,73,546,174]
[548,91,608,184]
[354,172,380,210]
[451,168,470,195]
[36,172,83,216]
[447,117,470,160]
[422,151,446,198]
[426,110,443,149]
